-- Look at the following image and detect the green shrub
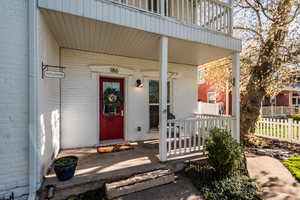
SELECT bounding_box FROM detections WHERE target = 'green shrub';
[205,128,243,177]
[283,156,300,182]
[200,176,262,200]
[54,157,77,167]
[185,128,262,200]
[291,114,300,121]
[186,165,262,200]
[185,164,217,185]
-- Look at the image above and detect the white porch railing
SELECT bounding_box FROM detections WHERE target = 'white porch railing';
[166,115,234,158]
[261,106,300,116]
[256,118,300,143]
[111,0,232,35]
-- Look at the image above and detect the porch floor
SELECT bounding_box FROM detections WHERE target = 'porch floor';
[43,140,205,199]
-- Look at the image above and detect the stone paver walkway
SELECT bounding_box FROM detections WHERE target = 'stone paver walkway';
[113,173,203,200]
[247,155,300,200]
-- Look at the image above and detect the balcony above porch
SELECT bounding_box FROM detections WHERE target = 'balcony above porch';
[38,0,241,65]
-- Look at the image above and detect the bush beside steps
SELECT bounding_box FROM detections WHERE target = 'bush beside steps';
[185,128,263,200]
[65,188,107,200]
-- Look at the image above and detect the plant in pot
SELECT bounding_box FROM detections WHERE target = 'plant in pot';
[54,156,78,181]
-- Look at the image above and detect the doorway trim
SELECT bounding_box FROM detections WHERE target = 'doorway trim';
[99,76,125,141]
[93,72,129,144]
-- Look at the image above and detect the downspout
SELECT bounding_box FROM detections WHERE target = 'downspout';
[28,0,38,199]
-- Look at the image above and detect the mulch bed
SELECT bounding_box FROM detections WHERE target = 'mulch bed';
[97,143,133,153]
[246,136,300,160]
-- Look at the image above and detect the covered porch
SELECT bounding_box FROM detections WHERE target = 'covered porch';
[37,4,240,171]
[37,5,241,198]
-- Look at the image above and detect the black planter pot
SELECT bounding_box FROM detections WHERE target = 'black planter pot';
[54,156,78,181]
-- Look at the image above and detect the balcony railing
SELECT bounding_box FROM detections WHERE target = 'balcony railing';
[261,106,300,116]
[111,0,232,35]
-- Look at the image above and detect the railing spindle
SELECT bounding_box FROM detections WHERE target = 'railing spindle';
[191,0,194,24]
[178,121,182,155]
[295,121,300,141]
[167,121,171,155]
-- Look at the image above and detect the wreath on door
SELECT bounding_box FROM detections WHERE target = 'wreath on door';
[103,88,122,106]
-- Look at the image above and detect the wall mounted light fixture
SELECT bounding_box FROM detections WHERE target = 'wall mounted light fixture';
[136,79,144,88]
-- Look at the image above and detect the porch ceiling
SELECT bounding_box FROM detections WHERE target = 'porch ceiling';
[41,9,233,66]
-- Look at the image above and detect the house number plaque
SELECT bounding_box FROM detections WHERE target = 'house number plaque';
[110,67,119,74]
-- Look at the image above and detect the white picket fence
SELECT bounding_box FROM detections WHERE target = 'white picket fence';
[166,115,234,158]
[256,118,300,143]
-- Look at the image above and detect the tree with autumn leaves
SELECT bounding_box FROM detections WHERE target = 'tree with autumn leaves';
[202,0,300,144]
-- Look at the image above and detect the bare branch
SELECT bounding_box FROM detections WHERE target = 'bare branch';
[234,26,265,43]
[284,5,300,25]
[254,0,275,22]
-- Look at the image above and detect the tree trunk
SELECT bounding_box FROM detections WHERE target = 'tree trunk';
[240,80,266,143]
[240,0,292,143]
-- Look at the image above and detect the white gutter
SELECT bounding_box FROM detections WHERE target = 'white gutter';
[28,0,38,199]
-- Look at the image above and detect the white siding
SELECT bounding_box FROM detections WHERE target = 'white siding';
[0,0,29,199]
[37,11,60,177]
[61,66,98,148]
[40,9,234,66]
[61,49,198,148]
[38,0,242,52]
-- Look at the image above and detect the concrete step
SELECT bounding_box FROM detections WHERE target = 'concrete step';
[105,169,175,199]
[40,164,166,200]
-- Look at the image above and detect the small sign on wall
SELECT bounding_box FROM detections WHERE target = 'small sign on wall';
[44,70,65,79]
[42,62,65,79]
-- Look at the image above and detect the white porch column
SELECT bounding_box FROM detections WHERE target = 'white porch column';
[232,53,240,143]
[160,0,165,16]
[159,36,168,162]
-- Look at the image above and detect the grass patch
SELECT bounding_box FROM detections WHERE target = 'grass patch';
[65,188,107,200]
[283,156,300,182]
[185,165,262,200]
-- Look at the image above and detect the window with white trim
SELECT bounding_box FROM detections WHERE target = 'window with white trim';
[207,92,217,104]
[149,80,171,130]
[197,68,205,84]
[292,93,300,106]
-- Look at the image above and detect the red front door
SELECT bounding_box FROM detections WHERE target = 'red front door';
[100,77,124,141]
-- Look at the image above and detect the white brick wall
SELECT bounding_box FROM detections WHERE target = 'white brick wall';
[37,10,60,178]
[0,0,29,199]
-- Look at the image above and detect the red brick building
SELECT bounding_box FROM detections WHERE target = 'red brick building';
[197,70,232,115]
[263,88,300,107]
